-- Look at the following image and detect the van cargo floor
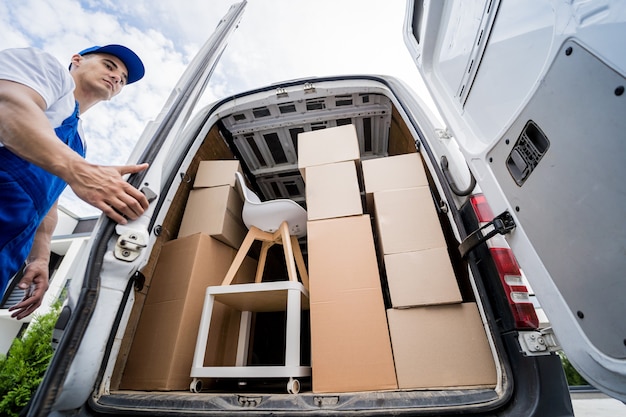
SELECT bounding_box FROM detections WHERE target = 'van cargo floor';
[98,388,499,414]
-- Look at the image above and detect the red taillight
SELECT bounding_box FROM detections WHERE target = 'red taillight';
[469,194,539,330]
[470,194,495,223]
[490,247,539,329]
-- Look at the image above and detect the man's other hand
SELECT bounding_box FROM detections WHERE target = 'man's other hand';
[8,260,50,320]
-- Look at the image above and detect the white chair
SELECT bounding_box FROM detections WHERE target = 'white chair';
[191,171,310,394]
[237,171,307,238]
[221,172,308,286]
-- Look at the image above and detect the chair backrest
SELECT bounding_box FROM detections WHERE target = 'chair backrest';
[235,171,261,204]
[234,172,307,237]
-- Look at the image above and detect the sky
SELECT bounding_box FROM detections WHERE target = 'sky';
[0,0,433,217]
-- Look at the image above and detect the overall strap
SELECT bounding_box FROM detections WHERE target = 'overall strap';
[0,101,85,214]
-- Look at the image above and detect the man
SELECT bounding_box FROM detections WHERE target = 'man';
[0,44,150,319]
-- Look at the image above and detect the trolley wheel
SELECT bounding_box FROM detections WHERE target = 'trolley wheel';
[190,378,202,393]
[287,378,300,394]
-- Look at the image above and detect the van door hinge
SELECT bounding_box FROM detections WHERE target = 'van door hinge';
[518,328,561,355]
[435,128,452,140]
[114,232,147,262]
[459,211,515,258]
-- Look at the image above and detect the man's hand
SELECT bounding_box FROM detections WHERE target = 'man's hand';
[8,260,50,320]
[67,162,150,224]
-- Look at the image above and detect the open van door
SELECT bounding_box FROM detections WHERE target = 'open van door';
[25,2,247,416]
[404,0,626,401]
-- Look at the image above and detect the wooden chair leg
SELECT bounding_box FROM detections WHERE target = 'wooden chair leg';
[255,241,273,283]
[279,222,299,283]
[222,227,273,286]
[223,223,308,288]
[291,235,309,291]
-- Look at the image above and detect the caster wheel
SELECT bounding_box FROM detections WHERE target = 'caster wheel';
[287,378,300,394]
[190,378,202,393]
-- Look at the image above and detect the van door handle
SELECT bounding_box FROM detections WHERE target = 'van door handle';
[441,156,476,197]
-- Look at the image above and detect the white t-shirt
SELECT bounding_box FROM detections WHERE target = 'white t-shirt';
[0,47,82,147]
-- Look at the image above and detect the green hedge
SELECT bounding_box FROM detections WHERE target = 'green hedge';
[0,303,61,417]
[558,351,588,386]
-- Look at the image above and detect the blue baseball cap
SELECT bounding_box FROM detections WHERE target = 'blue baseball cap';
[76,44,145,84]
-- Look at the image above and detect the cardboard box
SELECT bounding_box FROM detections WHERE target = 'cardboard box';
[362,153,428,211]
[120,233,257,391]
[384,247,462,308]
[305,160,363,220]
[373,187,446,255]
[193,160,242,189]
[387,303,497,389]
[178,185,248,249]
[297,124,360,177]
[307,215,397,393]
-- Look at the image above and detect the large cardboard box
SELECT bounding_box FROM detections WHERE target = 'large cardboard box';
[307,215,397,393]
[362,153,428,192]
[305,160,363,220]
[362,153,428,212]
[373,187,446,255]
[120,233,256,391]
[387,303,497,389]
[384,247,462,308]
[178,185,247,249]
[193,160,242,189]
[297,124,360,177]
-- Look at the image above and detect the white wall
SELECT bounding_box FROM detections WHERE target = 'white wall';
[54,207,80,236]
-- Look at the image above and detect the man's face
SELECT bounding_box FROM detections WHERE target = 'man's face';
[72,53,129,100]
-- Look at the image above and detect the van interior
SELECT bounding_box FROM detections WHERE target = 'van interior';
[100,80,508,412]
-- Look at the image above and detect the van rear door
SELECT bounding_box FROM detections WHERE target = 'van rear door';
[25,3,247,416]
[403,0,626,401]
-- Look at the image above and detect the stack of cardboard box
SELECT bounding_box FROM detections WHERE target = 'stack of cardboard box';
[363,153,497,389]
[122,150,498,392]
[120,161,257,391]
[299,125,398,393]
[363,153,461,308]
[178,160,248,249]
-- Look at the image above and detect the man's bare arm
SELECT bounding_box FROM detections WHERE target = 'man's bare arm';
[0,80,149,223]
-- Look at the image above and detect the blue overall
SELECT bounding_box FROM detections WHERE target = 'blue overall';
[0,102,84,294]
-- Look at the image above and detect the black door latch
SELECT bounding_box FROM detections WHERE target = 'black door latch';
[459,211,516,258]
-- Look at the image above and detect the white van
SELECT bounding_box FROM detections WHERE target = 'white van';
[24,1,626,416]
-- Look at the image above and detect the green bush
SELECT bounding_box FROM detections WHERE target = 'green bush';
[558,351,588,386]
[0,303,61,417]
